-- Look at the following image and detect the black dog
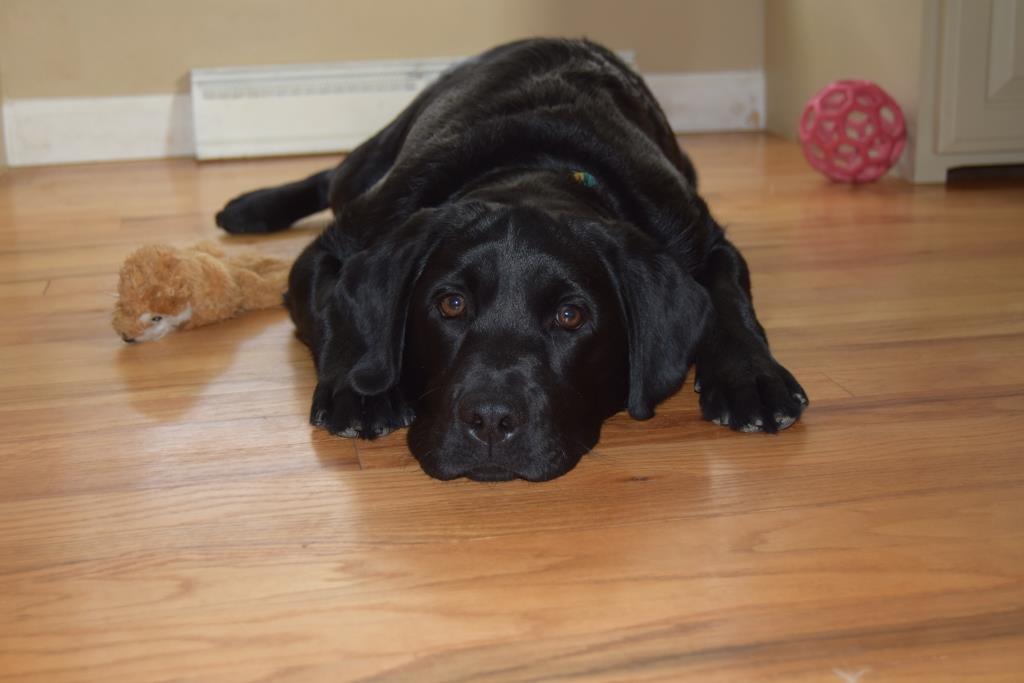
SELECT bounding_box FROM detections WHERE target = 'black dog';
[216,38,808,482]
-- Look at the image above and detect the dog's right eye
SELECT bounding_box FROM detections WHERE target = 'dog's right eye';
[555,304,586,330]
[438,293,467,318]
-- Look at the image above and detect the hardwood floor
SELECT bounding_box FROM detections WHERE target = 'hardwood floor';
[1,133,1022,682]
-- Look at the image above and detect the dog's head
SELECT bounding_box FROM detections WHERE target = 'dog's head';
[112,245,195,343]
[338,202,709,481]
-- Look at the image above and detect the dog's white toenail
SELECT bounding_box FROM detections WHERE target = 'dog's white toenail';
[774,412,796,429]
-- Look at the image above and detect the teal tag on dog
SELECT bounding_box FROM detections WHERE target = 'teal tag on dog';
[571,170,598,188]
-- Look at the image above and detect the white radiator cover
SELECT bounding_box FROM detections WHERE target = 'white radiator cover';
[190,57,462,160]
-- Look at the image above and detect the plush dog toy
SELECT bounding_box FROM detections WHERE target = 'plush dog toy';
[112,241,290,343]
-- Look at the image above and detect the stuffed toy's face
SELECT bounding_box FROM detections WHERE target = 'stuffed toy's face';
[112,247,193,343]
[113,304,193,343]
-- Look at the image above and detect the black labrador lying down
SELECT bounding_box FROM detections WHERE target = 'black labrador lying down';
[217,38,808,482]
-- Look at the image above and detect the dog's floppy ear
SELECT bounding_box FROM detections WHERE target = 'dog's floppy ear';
[613,233,711,420]
[336,213,439,396]
[336,203,485,396]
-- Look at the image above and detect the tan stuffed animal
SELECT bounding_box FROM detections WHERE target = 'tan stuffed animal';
[113,241,291,343]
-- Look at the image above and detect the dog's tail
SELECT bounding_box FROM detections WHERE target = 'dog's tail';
[215,169,332,235]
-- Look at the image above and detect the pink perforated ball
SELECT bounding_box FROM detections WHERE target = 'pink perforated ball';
[799,80,906,183]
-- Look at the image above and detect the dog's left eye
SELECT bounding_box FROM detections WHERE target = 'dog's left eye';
[555,305,585,330]
[438,293,467,318]
[150,315,163,322]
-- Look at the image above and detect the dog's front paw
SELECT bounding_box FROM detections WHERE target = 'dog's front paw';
[216,190,280,234]
[697,356,808,433]
[310,381,362,437]
[359,390,416,438]
[310,381,415,439]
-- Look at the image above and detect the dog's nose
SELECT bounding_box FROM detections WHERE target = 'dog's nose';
[121,334,137,343]
[458,393,523,444]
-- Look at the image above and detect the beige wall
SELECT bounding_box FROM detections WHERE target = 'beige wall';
[0,0,763,100]
[0,67,6,171]
[765,0,924,139]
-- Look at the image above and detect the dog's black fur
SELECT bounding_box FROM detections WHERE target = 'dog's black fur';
[217,38,808,482]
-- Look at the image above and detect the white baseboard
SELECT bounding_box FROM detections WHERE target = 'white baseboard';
[2,64,764,167]
[2,94,193,167]
[645,70,765,132]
